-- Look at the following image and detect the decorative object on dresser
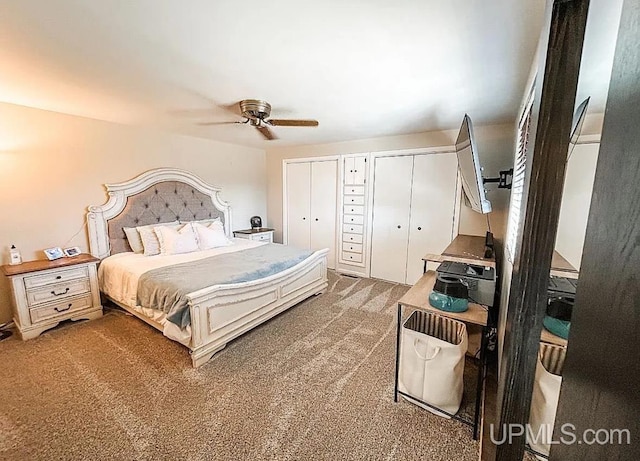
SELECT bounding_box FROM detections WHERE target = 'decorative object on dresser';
[233,228,274,243]
[88,168,328,367]
[336,154,369,277]
[1,254,103,340]
[250,215,262,229]
[63,246,81,257]
[43,246,64,261]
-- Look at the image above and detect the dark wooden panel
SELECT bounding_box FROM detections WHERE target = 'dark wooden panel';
[551,1,640,459]
[494,1,590,460]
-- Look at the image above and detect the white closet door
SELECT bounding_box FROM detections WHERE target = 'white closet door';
[405,153,459,285]
[353,156,366,185]
[344,157,355,185]
[370,155,414,283]
[310,160,338,269]
[286,162,311,249]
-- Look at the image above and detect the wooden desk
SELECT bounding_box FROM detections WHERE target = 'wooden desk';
[541,327,568,347]
[423,234,496,269]
[398,271,489,327]
[551,250,579,279]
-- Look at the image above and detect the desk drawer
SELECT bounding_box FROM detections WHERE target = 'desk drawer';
[344,186,365,195]
[27,278,91,307]
[24,267,89,289]
[344,195,365,205]
[29,294,93,324]
[343,233,363,244]
[343,224,364,234]
[343,214,364,225]
[251,232,273,242]
[342,242,363,254]
[342,252,363,263]
[343,205,364,216]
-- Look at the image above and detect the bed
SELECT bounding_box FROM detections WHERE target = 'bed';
[87,168,328,367]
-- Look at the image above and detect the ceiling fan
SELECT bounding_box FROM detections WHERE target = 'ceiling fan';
[199,99,319,140]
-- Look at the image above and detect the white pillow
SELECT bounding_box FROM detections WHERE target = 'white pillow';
[193,222,232,250]
[125,221,178,254]
[137,222,180,256]
[180,217,222,226]
[154,223,199,255]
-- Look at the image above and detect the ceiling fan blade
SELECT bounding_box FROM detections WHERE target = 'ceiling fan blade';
[197,120,244,126]
[256,125,277,140]
[268,119,319,127]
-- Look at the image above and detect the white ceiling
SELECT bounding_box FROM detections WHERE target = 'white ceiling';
[0,0,621,148]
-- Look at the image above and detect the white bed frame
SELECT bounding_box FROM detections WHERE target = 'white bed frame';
[87,168,328,367]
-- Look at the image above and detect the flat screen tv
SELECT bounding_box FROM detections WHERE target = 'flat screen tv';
[570,97,590,143]
[455,114,492,214]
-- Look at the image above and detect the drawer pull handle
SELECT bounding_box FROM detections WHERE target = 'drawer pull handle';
[56,275,62,280]
[51,288,70,296]
[397,225,401,229]
[418,227,422,230]
[54,304,72,313]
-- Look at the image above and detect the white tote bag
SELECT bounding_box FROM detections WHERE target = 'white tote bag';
[528,343,565,459]
[398,310,468,417]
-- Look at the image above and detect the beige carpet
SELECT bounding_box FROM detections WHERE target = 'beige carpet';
[0,271,480,460]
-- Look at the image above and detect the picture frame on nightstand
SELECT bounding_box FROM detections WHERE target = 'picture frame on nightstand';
[63,246,81,257]
[43,247,64,260]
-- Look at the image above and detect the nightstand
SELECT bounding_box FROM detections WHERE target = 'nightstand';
[1,254,103,340]
[233,228,275,243]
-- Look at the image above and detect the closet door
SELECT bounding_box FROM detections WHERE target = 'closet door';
[286,162,311,249]
[370,155,414,283]
[310,160,338,269]
[352,156,366,185]
[405,153,459,285]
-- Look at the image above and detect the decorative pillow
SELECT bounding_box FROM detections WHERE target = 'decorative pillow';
[125,221,178,254]
[137,222,180,256]
[179,217,222,226]
[193,222,232,250]
[154,223,199,255]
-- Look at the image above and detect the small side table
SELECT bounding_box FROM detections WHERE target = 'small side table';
[1,254,103,340]
[233,228,274,243]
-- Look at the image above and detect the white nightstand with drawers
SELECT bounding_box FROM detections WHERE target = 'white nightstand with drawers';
[1,254,103,340]
[233,228,275,243]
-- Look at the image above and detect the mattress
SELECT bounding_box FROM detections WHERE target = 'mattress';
[99,238,266,346]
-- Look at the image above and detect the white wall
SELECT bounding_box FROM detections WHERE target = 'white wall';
[555,141,600,269]
[266,123,515,243]
[0,102,266,323]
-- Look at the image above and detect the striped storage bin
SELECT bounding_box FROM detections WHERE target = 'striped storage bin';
[528,343,567,459]
[398,310,468,417]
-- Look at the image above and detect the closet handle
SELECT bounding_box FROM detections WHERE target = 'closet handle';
[315,218,319,221]
[417,227,422,231]
[397,225,401,229]
[302,217,306,220]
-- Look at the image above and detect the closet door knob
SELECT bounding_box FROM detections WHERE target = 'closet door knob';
[418,227,422,230]
[397,225,401,229]
[302,217,306,220]
[315,218,319,221]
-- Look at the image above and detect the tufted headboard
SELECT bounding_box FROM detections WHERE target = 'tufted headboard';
[87,168,232,258]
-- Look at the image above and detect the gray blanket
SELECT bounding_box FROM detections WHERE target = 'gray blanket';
[137,244,313,328]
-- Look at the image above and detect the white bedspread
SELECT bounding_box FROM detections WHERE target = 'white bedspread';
[99,238,266,346]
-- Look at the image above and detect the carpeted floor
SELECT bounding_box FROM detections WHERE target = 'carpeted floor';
[0,271,480,460]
